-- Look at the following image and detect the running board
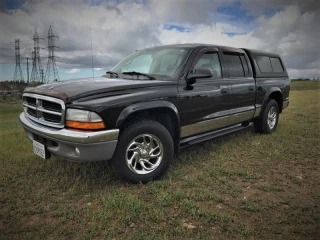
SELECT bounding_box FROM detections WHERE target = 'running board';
[180,123,251,147]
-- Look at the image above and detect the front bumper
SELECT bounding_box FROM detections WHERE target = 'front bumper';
[19,112,119,162]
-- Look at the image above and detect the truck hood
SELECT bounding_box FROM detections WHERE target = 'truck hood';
[25,77,177,102]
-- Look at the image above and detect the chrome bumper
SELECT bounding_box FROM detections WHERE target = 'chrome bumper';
[19,112,119,162]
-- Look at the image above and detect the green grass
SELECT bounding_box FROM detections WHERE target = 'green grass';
[290,80,320,91]
[1,82,319,239]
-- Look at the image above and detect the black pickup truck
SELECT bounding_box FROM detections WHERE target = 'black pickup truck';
[20,44,290,183]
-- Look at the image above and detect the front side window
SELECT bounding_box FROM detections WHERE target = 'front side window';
[111,48,190,79]
[194,52,222,78]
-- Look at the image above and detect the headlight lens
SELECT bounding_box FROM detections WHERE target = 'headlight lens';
[66,109,105,130]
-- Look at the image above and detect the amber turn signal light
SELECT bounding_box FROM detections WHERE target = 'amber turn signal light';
[66,120,105,130]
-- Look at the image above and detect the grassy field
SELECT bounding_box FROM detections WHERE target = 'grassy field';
[0,82,319,239]
[290,80,320,91]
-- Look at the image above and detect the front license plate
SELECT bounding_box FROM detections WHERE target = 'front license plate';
[33,140,48,159]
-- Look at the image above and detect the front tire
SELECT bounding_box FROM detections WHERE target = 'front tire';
[111,120,174,183]
[254,99,279,134]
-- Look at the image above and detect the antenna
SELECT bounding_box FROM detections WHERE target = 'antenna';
[90,28,94,79]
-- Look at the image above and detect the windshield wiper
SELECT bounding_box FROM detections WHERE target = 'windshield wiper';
[106,71,119,78]
[122,71,156,80]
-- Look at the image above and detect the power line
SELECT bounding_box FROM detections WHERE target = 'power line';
[1,28,14,38]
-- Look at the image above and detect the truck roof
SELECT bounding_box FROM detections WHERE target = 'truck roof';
[145,44,281,56]
[143,43,241,51]
[242,48,281,58]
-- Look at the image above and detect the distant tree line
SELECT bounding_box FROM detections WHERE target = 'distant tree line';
[0,80,42,100]
[291,77,320,82]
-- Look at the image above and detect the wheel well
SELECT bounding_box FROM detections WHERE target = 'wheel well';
[119,108,180,154]
[268,91,283,113]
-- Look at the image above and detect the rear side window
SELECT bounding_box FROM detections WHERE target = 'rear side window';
[256,55,284,73]
[223,53,244,77]
[223,52,250,78]
[256,56,273,72]
[270,57,284,72]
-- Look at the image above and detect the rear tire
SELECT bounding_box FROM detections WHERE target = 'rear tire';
[254,99,279,134]
[111,120,174,183]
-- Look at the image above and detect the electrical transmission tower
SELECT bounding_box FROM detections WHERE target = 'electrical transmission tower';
[13,39,24,83]
[30,50,40,83]
[30,29,43,83]
[45,26,60,82]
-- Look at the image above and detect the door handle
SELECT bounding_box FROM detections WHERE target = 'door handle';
[248,86,254,91]
[221,87,228,94]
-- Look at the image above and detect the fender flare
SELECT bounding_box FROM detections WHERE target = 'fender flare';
[260,87,283,114]
[115,100,180,128]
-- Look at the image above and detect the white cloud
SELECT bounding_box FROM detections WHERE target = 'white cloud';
[287,68,320,79]
[0,0,319,79]
[66,68,81,74]
[158,5,320,78]
[240,0,320,15]
[94,68,103,71]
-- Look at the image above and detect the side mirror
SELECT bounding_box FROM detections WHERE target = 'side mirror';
[187,67,213,85]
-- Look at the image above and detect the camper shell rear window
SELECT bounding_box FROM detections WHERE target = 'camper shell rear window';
[256,55,284,73]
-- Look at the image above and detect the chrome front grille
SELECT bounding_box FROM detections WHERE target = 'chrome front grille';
[23,93,66,128]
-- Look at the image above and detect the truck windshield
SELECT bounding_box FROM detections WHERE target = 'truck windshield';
[110,47,190,79]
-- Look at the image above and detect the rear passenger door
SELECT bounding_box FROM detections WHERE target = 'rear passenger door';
[222,50,256,125]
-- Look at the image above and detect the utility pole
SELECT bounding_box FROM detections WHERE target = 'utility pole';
[45,26,60,82]
[40,69,44,83]
[26,57,29,84]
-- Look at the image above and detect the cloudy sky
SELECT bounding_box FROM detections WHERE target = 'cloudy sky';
[0,0,319,81]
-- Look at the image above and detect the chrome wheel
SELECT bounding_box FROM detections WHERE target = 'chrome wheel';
[267,106,277,129]
[125,134,164,175]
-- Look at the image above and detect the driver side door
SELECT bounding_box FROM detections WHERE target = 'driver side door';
[178,48,230,138]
